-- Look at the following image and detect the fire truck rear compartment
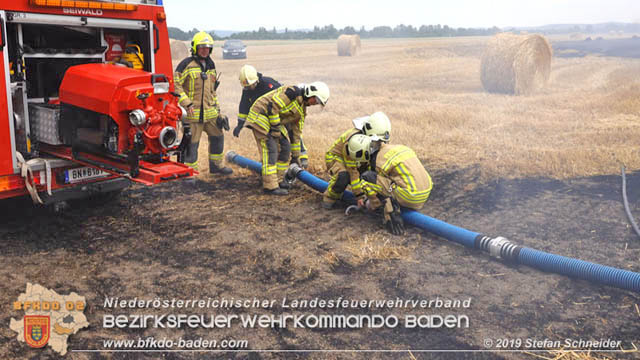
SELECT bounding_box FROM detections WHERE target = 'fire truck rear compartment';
[6,20,151,155]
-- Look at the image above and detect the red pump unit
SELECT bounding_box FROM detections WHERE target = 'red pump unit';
[60,63,184,156]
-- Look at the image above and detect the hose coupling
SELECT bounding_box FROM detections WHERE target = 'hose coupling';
[225,151,238,164]
[285,163,303,184]
[476,235,521,262]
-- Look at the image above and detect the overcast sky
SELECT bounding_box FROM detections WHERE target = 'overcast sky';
[163,0,640,32]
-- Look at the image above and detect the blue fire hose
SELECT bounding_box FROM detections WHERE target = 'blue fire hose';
[226,151,640,293]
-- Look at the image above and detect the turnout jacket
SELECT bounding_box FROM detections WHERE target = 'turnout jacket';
[174,56,220,123]
[325,128,365,196]
[366,144,432,208]
[238,73,281,121]
[246,85,306,157]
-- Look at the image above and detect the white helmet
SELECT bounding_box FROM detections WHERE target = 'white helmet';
[239,65,259,87]
[346,134,373,164]
[363,111,391,142]
[304,81,330,106]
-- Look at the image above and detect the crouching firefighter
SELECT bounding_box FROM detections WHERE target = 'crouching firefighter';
[246,82,329,195]
[234,65,311,168]
[360,144,433,235]
[174,31,232,175]
[322,111,393,208]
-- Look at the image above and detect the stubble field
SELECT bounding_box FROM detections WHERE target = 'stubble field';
[0,36,638,360]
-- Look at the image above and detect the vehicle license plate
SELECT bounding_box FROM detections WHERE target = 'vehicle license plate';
[65,166,109,183]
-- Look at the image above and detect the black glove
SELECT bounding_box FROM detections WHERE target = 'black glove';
[268,126,281,139]
[361,170,377,183]
[300,157,309,169]
[290,156,300,165]
[383,198,405,235]
[216,115,230,131]
[233,119,245,137]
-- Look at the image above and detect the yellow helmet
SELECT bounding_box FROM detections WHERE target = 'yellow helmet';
[239,65,259,87]
[304,81,330,106]
[346,134,373,164]
[191,31,214,54]
[363,111,391,142]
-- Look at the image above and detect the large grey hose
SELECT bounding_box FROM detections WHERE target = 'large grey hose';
[622,165,640,240]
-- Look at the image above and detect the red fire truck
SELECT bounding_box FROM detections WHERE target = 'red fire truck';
[0,0,194,208]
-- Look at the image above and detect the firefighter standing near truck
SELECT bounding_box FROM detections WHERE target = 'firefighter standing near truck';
[233,65,310,168]
[174,31,232,175]
[245,82,329,195]
[322,111,392,209]
[360,143,433,235]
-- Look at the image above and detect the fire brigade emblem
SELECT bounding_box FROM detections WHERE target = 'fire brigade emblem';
[24,316,50,348]
[10,283,89,355]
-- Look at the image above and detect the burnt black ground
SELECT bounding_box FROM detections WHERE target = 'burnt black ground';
[0,166,639,360]
[552,37,640,58]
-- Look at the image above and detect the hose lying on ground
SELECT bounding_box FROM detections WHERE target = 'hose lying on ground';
[621,165,640,240]
[227,151,640,293]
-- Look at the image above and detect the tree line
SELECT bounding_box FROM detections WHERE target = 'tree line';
[168,24,501,41]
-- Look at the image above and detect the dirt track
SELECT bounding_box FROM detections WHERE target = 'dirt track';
[1,165,639,359]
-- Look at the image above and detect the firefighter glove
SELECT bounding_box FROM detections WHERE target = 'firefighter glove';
[216,115,230,131]
[383,198,405,235]
[290,156,300,166]
[233,119,245,137]
[361,170,377,184]
[268,127,281,139]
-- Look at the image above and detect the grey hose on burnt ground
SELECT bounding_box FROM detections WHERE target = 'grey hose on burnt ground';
[621,165,640,240]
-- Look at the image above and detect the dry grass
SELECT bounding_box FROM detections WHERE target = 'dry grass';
[346,232,408,264]
[172,36,640,181]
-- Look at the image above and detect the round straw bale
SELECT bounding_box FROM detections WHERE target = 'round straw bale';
[170,40,189,60]
[480,33,552,95]
[337,34,361,56]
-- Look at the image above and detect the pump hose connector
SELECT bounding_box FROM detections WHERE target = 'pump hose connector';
[476,235,521,262]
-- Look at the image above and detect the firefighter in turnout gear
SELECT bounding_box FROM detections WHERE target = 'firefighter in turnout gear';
[323,111,392,208]
[360,143,433,235]
[174,31,232,175]
[234,65,310,168]
[246,81,329,194]
[323,132,371,208]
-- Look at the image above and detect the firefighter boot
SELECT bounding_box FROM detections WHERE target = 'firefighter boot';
[279,181,291,190]
[277,161,291,189]
[322,196,336,209]
[208,136,233,175]
[210,162,233,175]
[264,188,289,195]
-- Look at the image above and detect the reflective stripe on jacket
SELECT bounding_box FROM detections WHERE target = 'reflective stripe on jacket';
[238,74,281,120]
[325,128,364,196]
[246,85,306,155]
[174,56,220,122]
[370,144,432,205]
